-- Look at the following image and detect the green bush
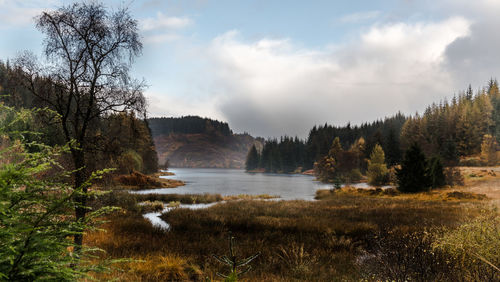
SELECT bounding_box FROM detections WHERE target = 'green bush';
[347,169,363,183]
[118,150,144,174]
[367,144,389,186]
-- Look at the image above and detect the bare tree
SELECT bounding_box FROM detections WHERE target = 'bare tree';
[15,2,146,250]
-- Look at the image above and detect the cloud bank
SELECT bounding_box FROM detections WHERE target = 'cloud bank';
[196,17,470,138]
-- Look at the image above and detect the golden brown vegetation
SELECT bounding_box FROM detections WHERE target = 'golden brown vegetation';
[134,193,224,204]
[113,171,184,189]
[85,177,500,281]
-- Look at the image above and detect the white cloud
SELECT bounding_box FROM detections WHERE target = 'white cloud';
[140,12,192,31]
[339,11,380,24]
[196,17,470,137]
[140,12,192,44]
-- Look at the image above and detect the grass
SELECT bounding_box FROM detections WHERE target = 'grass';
[84,172,499,281]
[316,186,489,202]
[76,167,495,281]
[222,194,279,201]
[134,193,279,204]
[138,200,165,213]
[135,193,224,204]
[113,171,184,190]
[433,208,500,281]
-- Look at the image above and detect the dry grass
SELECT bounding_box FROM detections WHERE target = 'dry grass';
[138,200,165,213]
[113,171,184,190]
[222,194,279,201]
[153,171,175,177]
[84,173,498,281]
[158,194,482,280]
[84,214,202,281]
[135,193,223,204]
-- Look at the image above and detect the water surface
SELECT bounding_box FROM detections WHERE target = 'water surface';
[134,168,373,201]
[136,168,382,229]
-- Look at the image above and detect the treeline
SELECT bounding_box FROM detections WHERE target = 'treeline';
[148,116,232,137]
[307,113,407,167]
[246,113,406,173]
[401,81,500,165]
[246,137,306,173]
[0,60,158,174]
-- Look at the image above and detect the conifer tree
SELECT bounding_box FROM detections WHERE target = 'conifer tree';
[441,138,459,166]
[367,144,389,186]
[428,156,446,188]
[328,137,343,160]
[245,145,260,171]
[385,127,401,166]
[0,105,110,280]
[396,143,431,192]
[314,138,342,182]
[480,134,499,166]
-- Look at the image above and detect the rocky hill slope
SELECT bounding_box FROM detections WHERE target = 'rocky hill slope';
[148,116,262,169]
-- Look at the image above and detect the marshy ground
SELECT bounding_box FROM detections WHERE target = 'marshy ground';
[86,167,500,281]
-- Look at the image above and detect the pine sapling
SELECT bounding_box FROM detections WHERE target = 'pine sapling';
[212,232,260,281]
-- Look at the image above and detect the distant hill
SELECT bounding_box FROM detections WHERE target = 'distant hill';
[148,116,263,168]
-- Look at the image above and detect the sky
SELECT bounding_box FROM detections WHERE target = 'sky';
[1,0,500,138]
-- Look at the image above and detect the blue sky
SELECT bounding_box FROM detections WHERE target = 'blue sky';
[1,0,500,138]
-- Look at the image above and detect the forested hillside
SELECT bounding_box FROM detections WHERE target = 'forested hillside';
[148,116,232,136]
[401,82,500,165]
[149,116,262,168]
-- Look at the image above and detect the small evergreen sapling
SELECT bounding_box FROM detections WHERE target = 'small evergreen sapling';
[212,232,260,281]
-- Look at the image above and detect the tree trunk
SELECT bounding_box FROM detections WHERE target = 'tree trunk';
[72,149,87,253]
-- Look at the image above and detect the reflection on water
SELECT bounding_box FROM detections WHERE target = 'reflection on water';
[134,168,333,201]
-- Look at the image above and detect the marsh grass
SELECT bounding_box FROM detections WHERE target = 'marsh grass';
[86,184,492,281]
[222,194,279,201]
[113,171,184,190]
[135,193,224,204]
[158,193,482,280]
[138,200,165,213]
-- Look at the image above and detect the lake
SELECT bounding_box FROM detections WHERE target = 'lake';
[133,168,374,201]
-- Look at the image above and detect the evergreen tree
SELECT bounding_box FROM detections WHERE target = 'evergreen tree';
[466,84,473,100]
[428,156,446,188]
[367,144,389,186]
[245,145,260,171]
[441,138,459,166]
[488,79,500,141]
[480,134,499,166]
[396,143,431,192]
[364,130,384,161]
[328,137,343,161]
[0,105,109,280]
[385,127,401,166]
